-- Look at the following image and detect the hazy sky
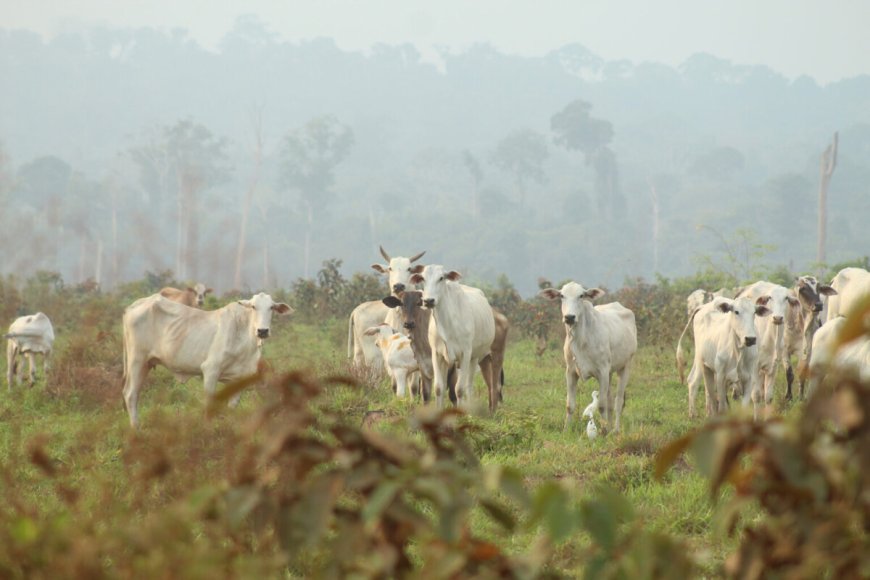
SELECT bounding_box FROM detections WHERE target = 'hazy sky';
[3,0,869,84]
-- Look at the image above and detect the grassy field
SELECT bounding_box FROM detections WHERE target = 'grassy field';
[0,314,804,577]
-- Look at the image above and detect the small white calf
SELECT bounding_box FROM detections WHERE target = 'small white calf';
[159,283,213,307]
[364,324,420,400]
[5,312,55,388]
[541,283,637,433]
[347,300,389,374]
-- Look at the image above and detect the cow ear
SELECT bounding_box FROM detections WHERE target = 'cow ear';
[539,288,562,301]
[409,264,424,274]
[582,288,605,301]
[755,295,771,306]
[382,296,402,308]
[410,273,424,284]
[363,326,380,336]
[272,303,293,315]
[755,305,771,317]
[371,264,388,274]
[205,288,213,295]
[238,300,252,308]
[716,301,732,313]
[187,287,196,293]
[787,295,800,307]
[819,285,837,296]
[445,271,462,281]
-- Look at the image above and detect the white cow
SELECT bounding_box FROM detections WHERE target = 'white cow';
[676,297,770,418]
[540,283,637,433]
[686,289,713,319]
[805,316,870,397]
[347,300,389,374]
[363,323,420,400]
[159,283,213,307]
[410,265,496,409]
[370,245,426,329]
[826,267,870,323]
[122,292,292,428]
[735,281,798,411]
[5,312,55,388]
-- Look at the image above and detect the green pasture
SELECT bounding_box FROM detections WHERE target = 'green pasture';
[0,313,808,577]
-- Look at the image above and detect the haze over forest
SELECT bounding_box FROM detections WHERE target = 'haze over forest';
[2,15,869,295]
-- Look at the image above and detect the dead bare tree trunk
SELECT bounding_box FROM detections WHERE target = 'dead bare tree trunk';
[817,132,838,266]
[303,202,313,279]
[234,108,264,290]
[648,178,660,274]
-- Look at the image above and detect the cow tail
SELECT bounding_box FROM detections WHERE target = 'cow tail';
[676,309,697,384]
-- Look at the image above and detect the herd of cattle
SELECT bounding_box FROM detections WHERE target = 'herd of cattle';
[3,249,869,432]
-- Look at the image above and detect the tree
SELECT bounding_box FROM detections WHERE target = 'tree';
[130,119,231,280]
[490,129,548,208]
[462,150,483,220]
[278,116,354,278]
[817,132,838,266]
[234,107,264,290]
[550,99,623,218]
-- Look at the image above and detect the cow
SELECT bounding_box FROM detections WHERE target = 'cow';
[370,245,426,330]
[347,300,389,375]
[540,282,637,434]
[676,296,770,419]
[159,283,213,307]
[5,312,55,388]
[826,267,870,323]
[410,265,496,410]
[805,315,870,397]
[121,292,292,428]
[383,290,509,408]
[363,324,421,400]
[784,275,838,400]
[734,281,798,412]
[687,289,714,319]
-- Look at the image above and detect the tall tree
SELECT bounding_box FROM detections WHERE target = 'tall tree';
[817,132,838,266]
[234,108,264,290]
[130,119,231,280]
[550,99,623,218]
[278,116,354,278]
[490,129,548,208]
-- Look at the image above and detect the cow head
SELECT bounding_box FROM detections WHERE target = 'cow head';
[753,285,799,326]
[383,290,426,332]
[411,265,460,309]
[370,246,426,295]
[715,296,770,347]
[237,292,293,339]
[794,276,837,313]
[539,282,605,326]
[188,283,214,307]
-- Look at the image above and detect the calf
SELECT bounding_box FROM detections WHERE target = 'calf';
[541,283,637,433]
[159,283,213,307]
[5,312,55,388]
[686,289,713,319]
[371,246,426,330]
[347,300,389,375]
[676,297,770,418]
[363,324,421,400]
[785,275,837,400]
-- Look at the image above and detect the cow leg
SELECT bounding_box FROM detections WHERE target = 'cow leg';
[447,366,458,405]
[26,352,36,385]
[395,368,408,398]
[597,370,613,428]
[123,357,149,429]
[477,355,496,413]
[432,353,449,408]
[456,355,475,408]
[784,359,795,401]
[702,366,717,417]
[714,369,729,415]
[6,341,16,390]
[564,366,580,430]
[613,365,631,434]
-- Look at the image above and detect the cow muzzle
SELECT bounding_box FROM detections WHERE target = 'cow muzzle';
[393,283,405,293]
[772,316,783,325]
[813,303,823,312]
[403,321,416,330]
[257,329,270,339]
[423,298,435,309]
[564,315,576,325]
[744,336,756,347]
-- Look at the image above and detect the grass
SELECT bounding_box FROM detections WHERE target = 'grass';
[0,315,801,577]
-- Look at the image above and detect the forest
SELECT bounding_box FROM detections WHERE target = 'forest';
[2,16,870,295]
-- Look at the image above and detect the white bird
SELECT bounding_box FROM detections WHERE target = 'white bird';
[586,418,598,440]
[582,390,599,419]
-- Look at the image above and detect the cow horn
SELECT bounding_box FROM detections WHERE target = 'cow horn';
[409,250,426,263]
[379,245,391,262]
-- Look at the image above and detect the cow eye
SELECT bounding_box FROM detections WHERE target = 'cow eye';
[439,276,444,282]
[734,310,740,315]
